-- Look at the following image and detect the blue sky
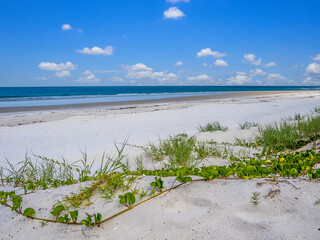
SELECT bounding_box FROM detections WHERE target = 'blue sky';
[0,0,320,86]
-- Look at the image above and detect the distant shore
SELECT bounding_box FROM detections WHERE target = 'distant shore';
[0,90,305,114]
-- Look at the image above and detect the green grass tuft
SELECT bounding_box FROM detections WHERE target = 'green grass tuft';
[198,121,228,132]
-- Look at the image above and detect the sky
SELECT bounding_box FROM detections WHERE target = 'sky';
[0,0,320,87]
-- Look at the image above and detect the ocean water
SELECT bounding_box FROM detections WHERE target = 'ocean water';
[0,86,319,108]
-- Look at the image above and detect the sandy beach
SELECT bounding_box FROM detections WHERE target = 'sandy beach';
[1,91,320,240]
[1,91,320,166]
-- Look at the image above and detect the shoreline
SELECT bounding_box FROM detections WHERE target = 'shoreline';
[0,90,307,114]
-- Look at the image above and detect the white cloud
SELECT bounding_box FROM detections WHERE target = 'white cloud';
[227,72,252,85]
[197,48,226,58]
[55,70,71,78]
[77,46,114,56]
[266,73,286,81]
[62,24,72,31]
[187,74,210,81]
[214,59,228,67]
[264,62,277,67]
[306,62,320,75]
[174,61,183,66]
[38,62,77,71]
[35,77,47,81]
[203,63,209,67]
[109,76,125,83]
[244,54,276,67]
[302,77,312,84]
[76,70,100,83]
[166,0,189,3]
[312,54,320,61]
[123,63,177,82]
[124,63,152,72]
[249,68,266,77]
[163,7,185,19]
[302,76,320,85]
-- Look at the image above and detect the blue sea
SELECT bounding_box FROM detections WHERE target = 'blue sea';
[0,86,319,108]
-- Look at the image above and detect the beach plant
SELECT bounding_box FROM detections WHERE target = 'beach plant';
[251,192,260,206]
[94,142,126,177]
[139,188,148,200]
[150,177,164,192]
[0,166,4,186]
[81,213,102,227]
[175,168,192,183]
[313,106,320,114]
[239,122,258,129]
[23,207,36,217]
[257,114,320,153]
[234,138,257,148]
[294,113,303,121]
[76,150,95,182]
[198,121,228,132]
[0,149,320,229]
[144,134,199,168]
[119,192,136,207]
[315,199,320,205]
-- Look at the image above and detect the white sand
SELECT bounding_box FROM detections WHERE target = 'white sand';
[1,91,320,166]
[0,91,320,239]
[0,177,319,240]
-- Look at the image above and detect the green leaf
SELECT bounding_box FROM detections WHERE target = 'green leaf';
[11,196,22,211]
[94,213,102,223]
[51,205,65,217]
[70,210,78,222]
[81,219,90,227]
[23,208,36,217]
[244,165,256,175]
[97,213,102,222]
[124,193,136,206]
[58,216,65,223]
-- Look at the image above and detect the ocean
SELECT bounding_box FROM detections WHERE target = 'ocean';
[0,86,319,108]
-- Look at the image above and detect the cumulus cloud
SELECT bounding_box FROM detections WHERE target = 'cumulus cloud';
[174,61,183,66]
[77,46,114,56]
[163,7,185,19]
[244,54,276,67]
[76,70,100,83]
[266,73,286,81]
[312,54,320,61]
[55,70,71,78]
[35,77,47,81]
[197,48,227,58]
[214,59,228,67]
[123,63,177,82]
[38,62,76,71]
[227,72,252,85]
[249,68,266,77]
[306,62,320,75]
[187,74,210,81]
[61,24,72,31]
[166,0,189,3]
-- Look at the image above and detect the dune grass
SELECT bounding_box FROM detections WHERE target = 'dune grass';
[257,114,320,153]
[144,134,223,168]
[2,143,126,191]
[198,121,228,132]
[238,121,258,129]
